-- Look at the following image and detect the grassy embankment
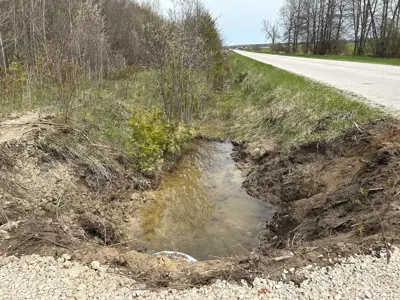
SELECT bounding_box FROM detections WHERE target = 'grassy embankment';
[0,70,160,170]
[248,48,400,66]
[1,51,384,166]
[200,52,383,147]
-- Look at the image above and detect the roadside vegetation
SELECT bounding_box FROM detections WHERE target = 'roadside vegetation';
[0,0,223,172]
[201,52,383,147]
[213,52,399,266]
[0,0,388,171]
[247,48,400,66]
[262,0,400,60]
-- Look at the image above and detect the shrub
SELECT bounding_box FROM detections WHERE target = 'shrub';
[151,0,223,123]
[271,43,286,53]
[128,106,195,171]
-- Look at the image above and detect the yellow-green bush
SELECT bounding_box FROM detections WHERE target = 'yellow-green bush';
[129,106,195,171]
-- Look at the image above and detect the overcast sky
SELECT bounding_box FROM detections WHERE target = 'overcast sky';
[158,0,283,46]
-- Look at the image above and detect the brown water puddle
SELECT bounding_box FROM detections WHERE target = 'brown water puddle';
[136,141,276,261]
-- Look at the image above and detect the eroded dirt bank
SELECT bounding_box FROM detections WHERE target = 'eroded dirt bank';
[0,112,155,255]
[0,113,256,287]
[1,112,400,288]
[237,119,400,266]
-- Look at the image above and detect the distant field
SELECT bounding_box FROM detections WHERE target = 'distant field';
[249,48,400,66]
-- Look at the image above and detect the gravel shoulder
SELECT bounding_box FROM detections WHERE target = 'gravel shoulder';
[234,50,400,113]
[1,247,399,299]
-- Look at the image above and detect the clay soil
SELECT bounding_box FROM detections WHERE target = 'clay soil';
[238,119,400,269]
[1,112,400,288]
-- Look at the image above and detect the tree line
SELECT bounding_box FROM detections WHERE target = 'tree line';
[263,0,400,58]
[0,0,223,123]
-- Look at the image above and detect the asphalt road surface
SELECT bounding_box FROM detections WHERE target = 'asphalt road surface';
[235,50,400,111]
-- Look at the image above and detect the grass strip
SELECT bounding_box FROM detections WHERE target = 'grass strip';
[248,49,400,66]
[200,52,384,147]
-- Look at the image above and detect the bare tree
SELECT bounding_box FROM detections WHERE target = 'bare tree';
[150,0,223,123]
[262,20,280,44]
[273,0,400,58]
[279,1,296,52]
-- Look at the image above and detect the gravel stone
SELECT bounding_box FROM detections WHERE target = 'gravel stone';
[68,266,84,278]
[1,248,400,299]
[62,254,71,261]
[57,257,65,263]
[90,261,101,271]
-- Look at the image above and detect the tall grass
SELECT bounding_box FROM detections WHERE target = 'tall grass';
[200,52,383,147]
[2,52,384,158]
[1,69,158,153]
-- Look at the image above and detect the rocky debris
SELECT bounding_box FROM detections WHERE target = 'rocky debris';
[62,253,71,261]
[91,260,101,271]
[0,248,400,299]
[0,111,39,144]
[0,221,20,240]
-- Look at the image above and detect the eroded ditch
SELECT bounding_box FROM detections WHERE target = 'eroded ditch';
[2,115,400,287]
[131,141,276,261]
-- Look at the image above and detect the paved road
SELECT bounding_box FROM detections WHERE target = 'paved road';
[235,50,400,111]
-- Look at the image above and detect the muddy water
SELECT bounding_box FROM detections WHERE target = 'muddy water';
[138,141,276,261]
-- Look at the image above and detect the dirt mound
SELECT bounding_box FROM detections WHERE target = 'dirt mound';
[0,113,152,257]
[0,111,40,144]
[240,120,400,256]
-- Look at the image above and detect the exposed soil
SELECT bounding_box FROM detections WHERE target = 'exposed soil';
[0,112,153,255]
[238,119,400,265]
[0,112,258,287]
[1,112,400,288]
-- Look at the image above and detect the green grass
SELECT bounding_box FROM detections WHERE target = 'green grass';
[0,70,160,180]
[248,48,400,66]
[74,71,157,147]
[0,70,158,156]
[0,80,55,121]
[1,54,385,155]
[1,69,200,171]
[200,52,383,147]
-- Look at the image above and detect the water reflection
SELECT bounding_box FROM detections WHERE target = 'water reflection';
[139,141,275,261]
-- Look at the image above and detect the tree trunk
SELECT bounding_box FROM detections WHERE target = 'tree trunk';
[0,31,7,75]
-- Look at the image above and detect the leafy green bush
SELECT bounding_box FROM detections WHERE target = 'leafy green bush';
[129,106,195,171]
